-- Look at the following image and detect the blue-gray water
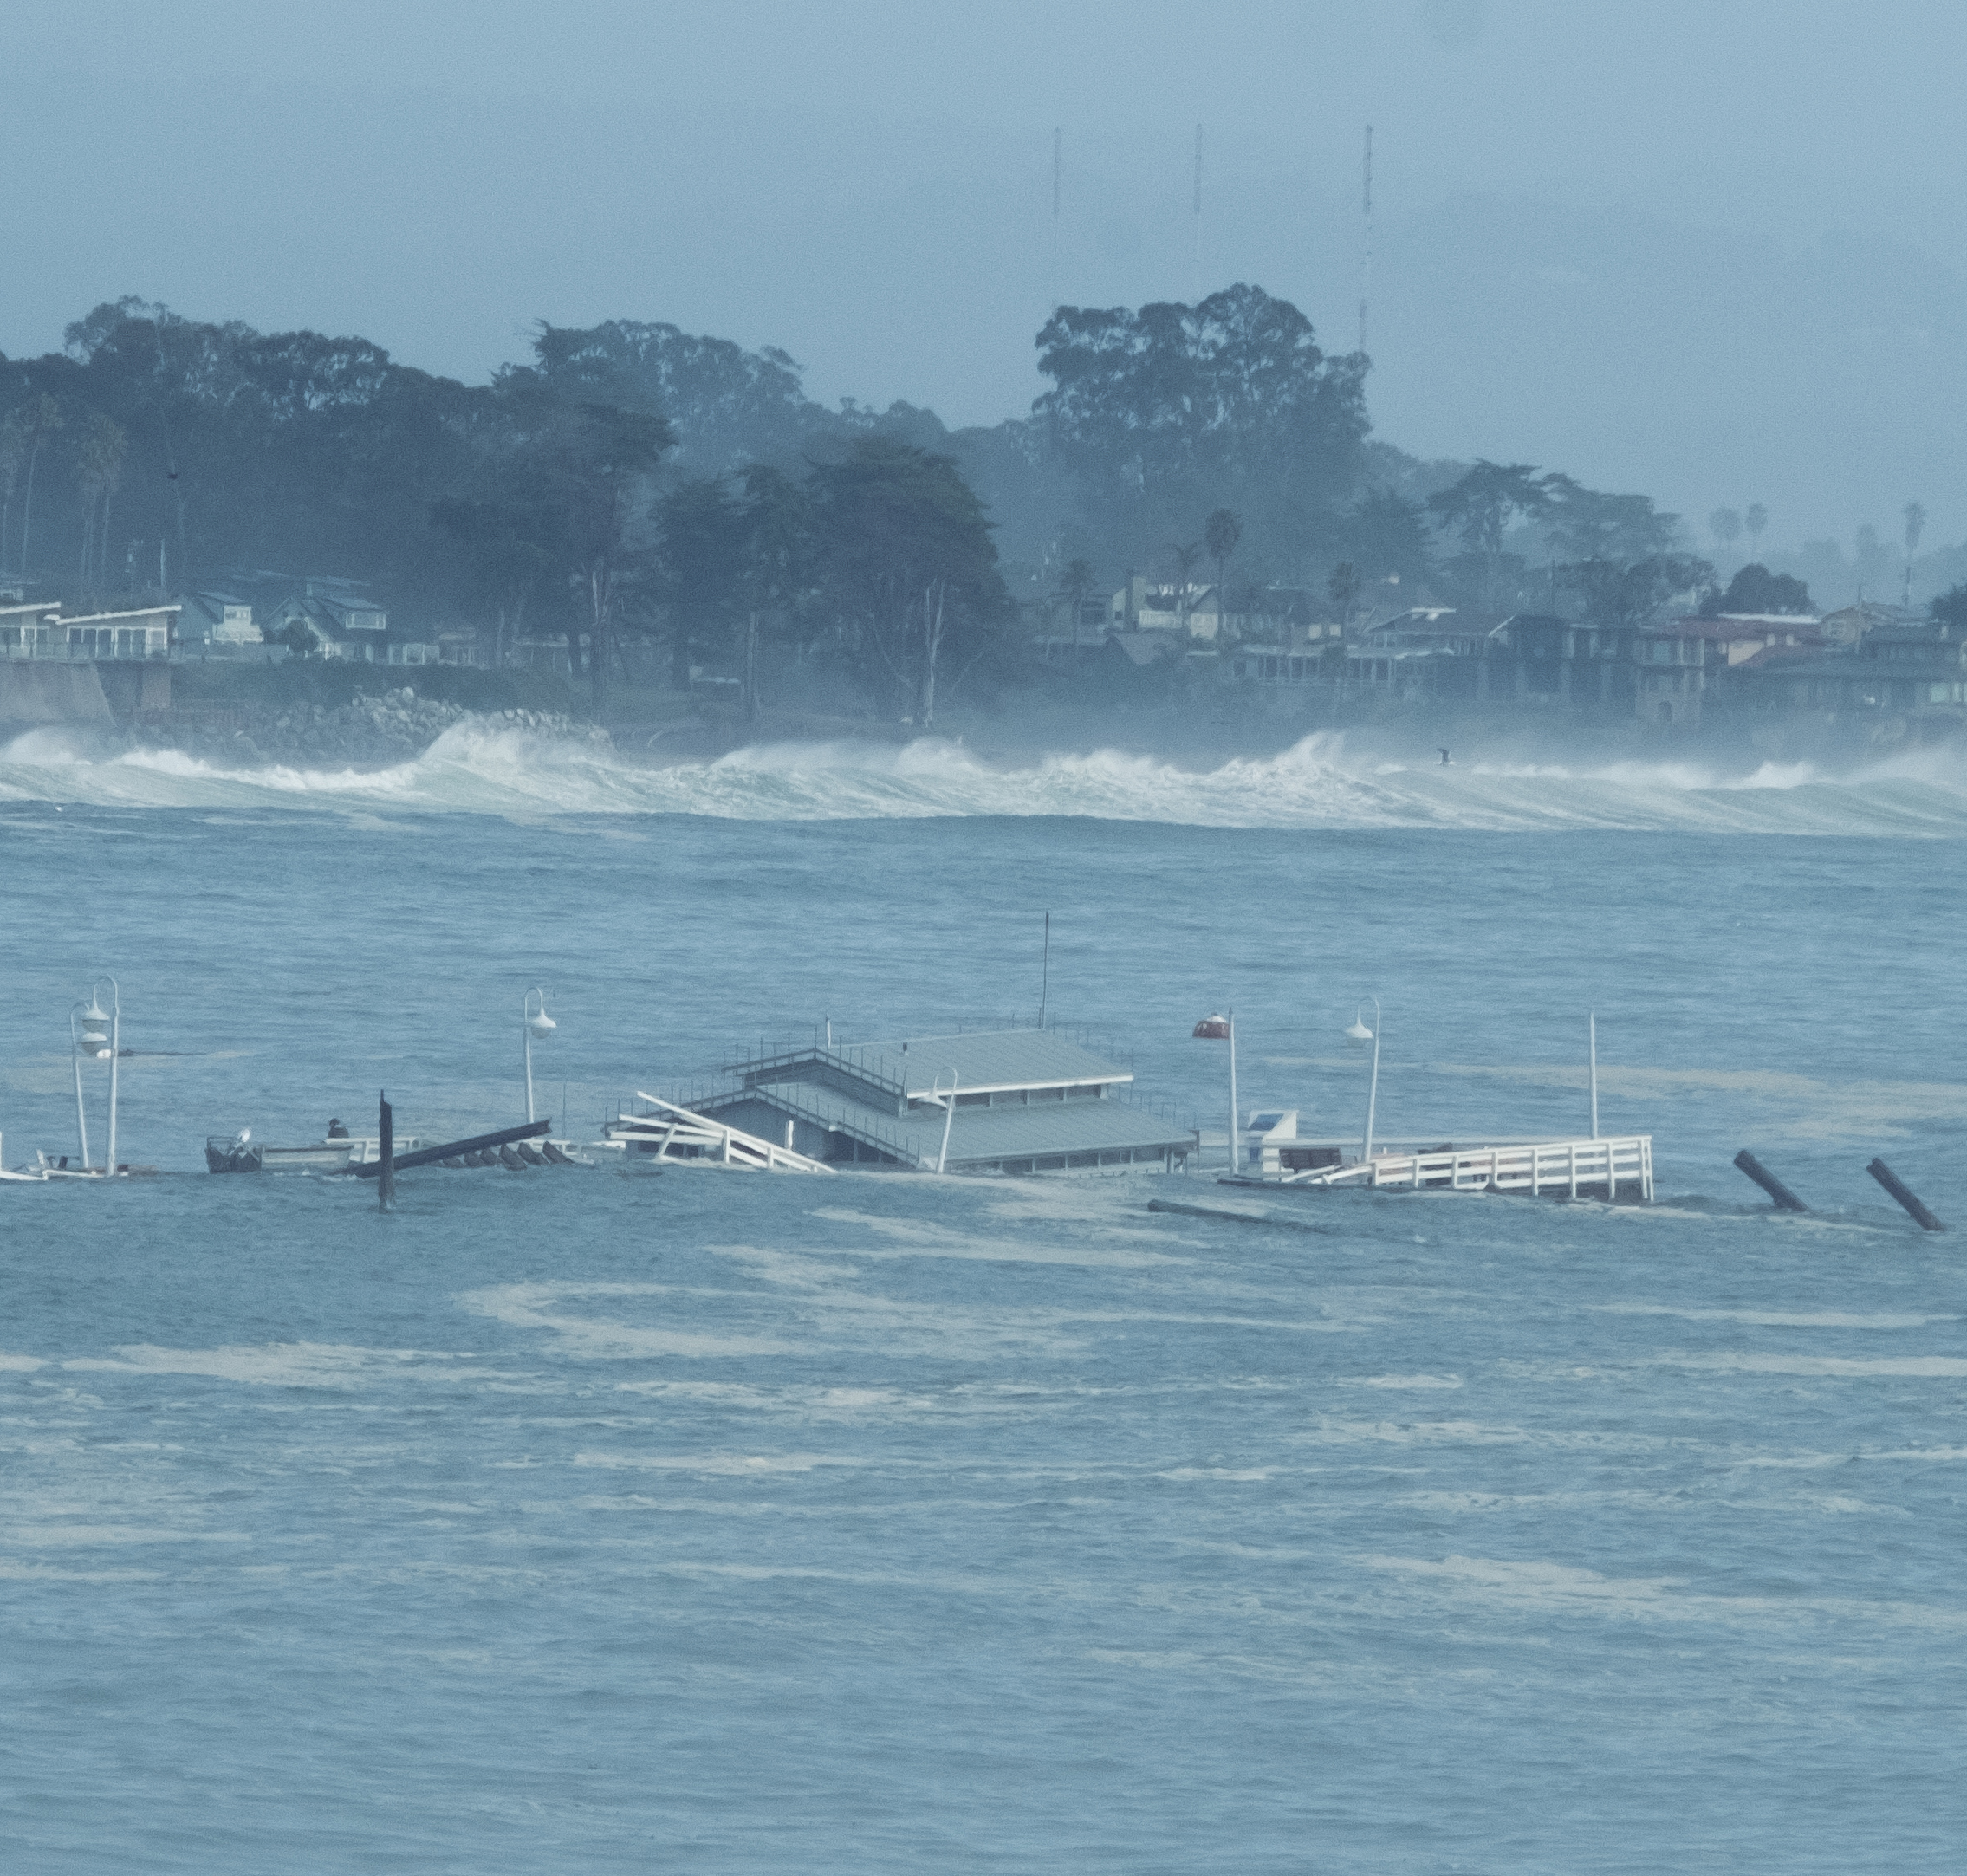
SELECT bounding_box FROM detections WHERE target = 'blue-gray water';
[3,732,1966,1871]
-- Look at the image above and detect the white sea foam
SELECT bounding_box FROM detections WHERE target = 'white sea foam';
[1655,1352,1967,1378]
[62,1341,432,1386]
[572,1450,854,1474]
[1338,1373,1465,1390]
[8,723,1967,834]
[459,1282,792,1358]
[1592,1305,1945,1329]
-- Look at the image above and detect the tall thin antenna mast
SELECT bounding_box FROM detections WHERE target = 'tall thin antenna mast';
[1191,124,1204,302]
[1359,125,1373,355]
[1050,127,1062,312]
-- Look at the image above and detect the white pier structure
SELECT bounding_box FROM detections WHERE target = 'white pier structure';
[1278,1133,1652,1202]
[602,1094,835,1173]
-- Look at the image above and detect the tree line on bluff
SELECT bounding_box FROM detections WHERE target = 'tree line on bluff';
[0,288,1807,719]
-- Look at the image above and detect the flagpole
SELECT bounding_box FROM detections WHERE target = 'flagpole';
[1229,1008,1238,1174]
[1589,1012,1599,1140]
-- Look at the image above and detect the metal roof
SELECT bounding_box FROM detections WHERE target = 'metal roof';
[703,1081,1191,1168]
[739,1029,1132,1100]
[875,1029,1128,1095]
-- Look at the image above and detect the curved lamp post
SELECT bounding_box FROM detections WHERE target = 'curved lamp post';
[523,989,556,1126]
[1344,996,1381,1162]
[69,1003,95,1168]
[70,978,120,1172]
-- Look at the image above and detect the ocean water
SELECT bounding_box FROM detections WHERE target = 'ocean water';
[3,727,1965,1872]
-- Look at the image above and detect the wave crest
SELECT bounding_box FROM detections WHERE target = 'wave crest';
[4,723,1967,834]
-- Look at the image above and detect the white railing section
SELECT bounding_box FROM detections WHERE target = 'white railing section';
[1283,1134,1652,1202]
[605,1093,835,1174]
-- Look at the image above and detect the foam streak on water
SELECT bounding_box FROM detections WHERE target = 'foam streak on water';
[7,724,1967,834]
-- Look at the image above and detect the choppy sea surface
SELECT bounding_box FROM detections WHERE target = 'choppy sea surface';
[3,727,1965,1873]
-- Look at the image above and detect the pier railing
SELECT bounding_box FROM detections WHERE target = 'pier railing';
[1286,1134,1652,1202]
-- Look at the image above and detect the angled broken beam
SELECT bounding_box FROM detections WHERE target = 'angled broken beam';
[1734,1149,1808,1213]
[1866,1158,1946,1232]
[349,1119,551,1178]
[1147,1198,1334,1234]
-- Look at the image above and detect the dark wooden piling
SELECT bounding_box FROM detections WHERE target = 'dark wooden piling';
[379,1092,394,1211]
[1866,1158,1946,1232]
[1733,1149,1808,1213]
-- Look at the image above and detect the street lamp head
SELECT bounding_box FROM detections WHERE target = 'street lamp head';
[1344,1016,1374,1043]
[524,988,555,1038]
[77,997,112,1055]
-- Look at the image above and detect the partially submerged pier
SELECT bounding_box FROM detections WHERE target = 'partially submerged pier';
[640,1029,1196,1173]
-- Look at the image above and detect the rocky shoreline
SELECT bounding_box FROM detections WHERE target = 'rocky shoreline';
[135,687,613,768]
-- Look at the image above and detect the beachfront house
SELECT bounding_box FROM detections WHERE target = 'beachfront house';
[260,580,437,665]
[172,590,258,649]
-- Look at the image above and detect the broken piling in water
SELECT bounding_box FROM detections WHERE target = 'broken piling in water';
[1866,1158,1946,1232]
[1733,1149,1807,1213]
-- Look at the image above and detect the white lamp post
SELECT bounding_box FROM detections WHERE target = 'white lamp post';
[71,978,120,1172]
[1344,996,1381,1162]
[101,978,120,1173]
[932,1067,958,1174]
[523,989,556,1126]
[69,1003,95,1168]
[1588,1011,1599,1140]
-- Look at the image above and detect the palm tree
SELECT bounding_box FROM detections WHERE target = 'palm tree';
[1056,555,1097,635]
[1904,500,1926,609]
[1203,507,1242,601]
[1166,539,1203,633]
[1328,561,1361,629]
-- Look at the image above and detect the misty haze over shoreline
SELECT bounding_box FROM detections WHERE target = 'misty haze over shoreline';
[7,2,1966,551]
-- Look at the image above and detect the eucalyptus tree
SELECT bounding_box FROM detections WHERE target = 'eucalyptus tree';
[0,408,25,572]
[15,393,62,575]
[1034,285,1367,576]
[1345,486,1433,588]
[1426,461,1550,606]
[658,475,749,690]
[72,412,128,592]
[807,437,1011,724]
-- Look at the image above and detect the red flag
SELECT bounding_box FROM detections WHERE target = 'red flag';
[1192,1014,1230,1039]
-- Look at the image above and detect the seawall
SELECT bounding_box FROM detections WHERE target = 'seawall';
[0,661,116,726]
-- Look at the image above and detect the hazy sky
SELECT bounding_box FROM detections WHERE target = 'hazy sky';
[10,1,1967,549]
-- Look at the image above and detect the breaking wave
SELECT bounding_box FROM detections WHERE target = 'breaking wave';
[4,723,1967,834]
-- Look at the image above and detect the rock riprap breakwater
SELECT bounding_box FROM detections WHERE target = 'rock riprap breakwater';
[134,689,611,767]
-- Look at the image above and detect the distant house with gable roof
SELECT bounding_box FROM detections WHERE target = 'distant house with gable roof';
[259,578,436,665]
